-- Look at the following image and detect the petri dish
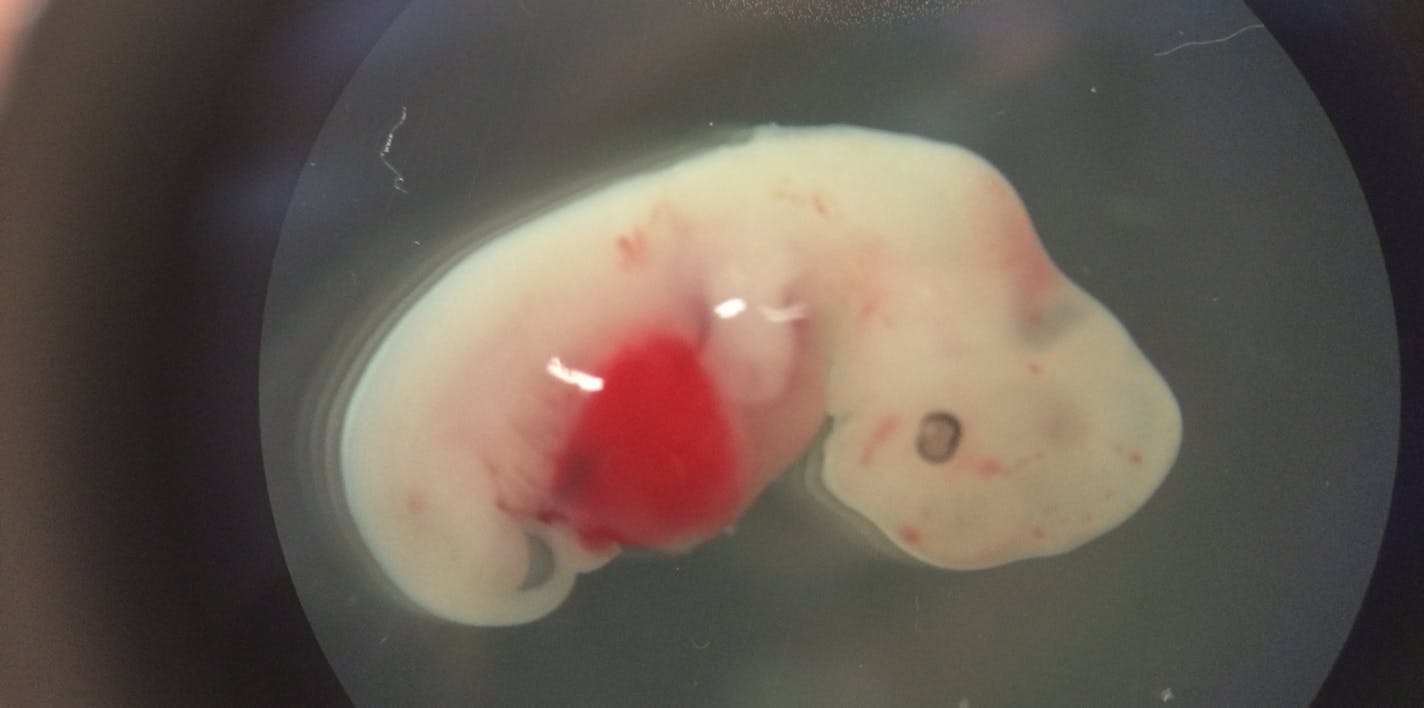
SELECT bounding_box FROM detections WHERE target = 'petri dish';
[259,2,1397,705]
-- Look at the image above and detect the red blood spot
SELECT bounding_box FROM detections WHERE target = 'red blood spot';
[1030,526,1046,540]
[1026,361,1043,376]
[1014,250,1056,304]
[858,415,901,467]
[614,230,648,268]
[993,209,1059,325]
[898,525,922,545]
[549,334,742,548]
[405,493,426,515]
[972,458,1003,478]
[858,297,881,321]
[770,186,832,219]
[577,534,617,555]
[1129,451,1143,466]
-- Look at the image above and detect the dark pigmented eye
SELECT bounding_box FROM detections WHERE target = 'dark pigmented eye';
[915,411,961,463]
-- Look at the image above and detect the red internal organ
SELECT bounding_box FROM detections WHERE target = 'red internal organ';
[550,334,742,549]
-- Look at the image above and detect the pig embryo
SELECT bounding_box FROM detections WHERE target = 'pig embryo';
[339,125,1183,626]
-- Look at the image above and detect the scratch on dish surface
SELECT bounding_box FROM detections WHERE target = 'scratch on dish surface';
[1154,23,1265,58]
[379,106,410,194]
